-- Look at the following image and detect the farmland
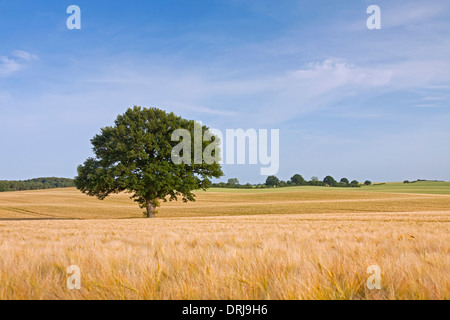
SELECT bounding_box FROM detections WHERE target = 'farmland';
[0,181,449,299]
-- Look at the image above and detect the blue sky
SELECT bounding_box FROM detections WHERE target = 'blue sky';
[0,0,449,183]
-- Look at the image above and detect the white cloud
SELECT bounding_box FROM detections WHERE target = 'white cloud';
[289,59,392,91]
[5,57,394,127]
[382,1,450,29]
[12,50,38,61]
[414,104,442,108]
[421,96,448,101]
[0,56,22,76]
[244,59,393,124]
[0,50,38,77]
[160,101,236,116]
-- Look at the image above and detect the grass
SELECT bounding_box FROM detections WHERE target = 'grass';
[0,181,448,299]
[360,181,450,194]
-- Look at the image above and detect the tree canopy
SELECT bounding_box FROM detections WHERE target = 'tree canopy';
[323,175,337,186]
[350,180,360,187]
[265,175,280,187]
[74,106,223,217]
[227,178,239,187]
[290,174,306,185]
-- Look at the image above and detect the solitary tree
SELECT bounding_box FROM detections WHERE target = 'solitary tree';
[364,180,372,186]
[74,106,223,218]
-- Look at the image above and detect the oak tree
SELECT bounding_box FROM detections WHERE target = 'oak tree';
[74,106,223,218]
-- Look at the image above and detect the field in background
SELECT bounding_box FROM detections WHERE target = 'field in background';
[0,181,449,299]
[212,181,450,195]
[361,181,450,195]
[1,181,450,219]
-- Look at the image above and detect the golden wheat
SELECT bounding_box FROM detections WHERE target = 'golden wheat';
[1,187,449,219]
[0,211,448,299]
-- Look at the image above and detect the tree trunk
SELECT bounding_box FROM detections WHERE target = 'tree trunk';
[146,203,156,218]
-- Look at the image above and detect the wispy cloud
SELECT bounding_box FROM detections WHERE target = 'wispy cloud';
[81,58,394,125]
[220,58,394,124]
[0,56,22,77]
[382,1,450,28]
[414,104,443,108]
[12,50,38,61]
[0,50,38,77]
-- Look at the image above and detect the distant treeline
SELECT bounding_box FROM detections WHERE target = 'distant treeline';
[0,177,75,192]
[212,175,372,189]
[403,179,444,183]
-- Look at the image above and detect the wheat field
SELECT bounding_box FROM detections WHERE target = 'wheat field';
[1,185,450,219]
[0,184,449,299]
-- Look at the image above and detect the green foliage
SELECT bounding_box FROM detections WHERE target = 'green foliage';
[74,106,223,216]
[309,176,325,186]
[0,177,75,192]
[227,178,239,187]
[290,174,306,185]
[323,175,337,187]
[265,175,280,187]
[364,180,372,186]
[350,180,360,187]
[214,174,375,190]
